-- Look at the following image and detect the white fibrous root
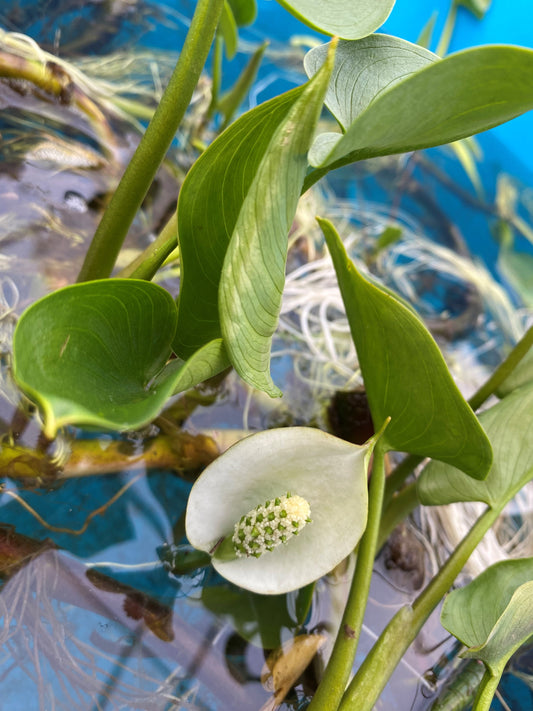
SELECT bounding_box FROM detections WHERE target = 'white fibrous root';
[232,493,311,558]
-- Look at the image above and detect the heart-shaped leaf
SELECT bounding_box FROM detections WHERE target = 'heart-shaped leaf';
[304,35,437,131]
[274,0,395,40]
[186,427,372,594]
[441,558,533,676]
[318,217,492,479]
[13,280,229,437]
[175,43,335,396]
[304,42,533,169]
[418,382,533,507]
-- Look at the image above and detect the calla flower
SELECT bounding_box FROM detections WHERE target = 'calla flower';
[185,427,373,595]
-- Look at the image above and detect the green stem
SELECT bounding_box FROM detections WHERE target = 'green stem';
[76,0,225,282]
[471,667,501,711]
[338,505,500,711]
[117,213,178,280]
[468,325,533,411]
[308,442,387,711]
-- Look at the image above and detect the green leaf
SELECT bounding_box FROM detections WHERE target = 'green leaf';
[227,0,256,26]
[318,217,492,479]
[457,0,492,20]
[186,427,372,594]
[175,44,335,396]
[441,558,533,675]
[12,280,229,437]
[304,42,533,169]
[275,0,395,40]
[304,35,437,131]
[418,382,533,507]
[219,1,238,60]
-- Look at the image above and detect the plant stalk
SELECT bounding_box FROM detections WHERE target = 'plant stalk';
[471,667,501,711]
[337,505,500,711]
[76,0,225,282]
[308,442,387,711]
[117,212,178,279]
[468,325,533,411]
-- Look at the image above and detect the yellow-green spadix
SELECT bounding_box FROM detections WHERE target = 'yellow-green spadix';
[185,427,373,595]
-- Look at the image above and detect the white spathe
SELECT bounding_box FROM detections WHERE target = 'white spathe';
[185,427,371,594]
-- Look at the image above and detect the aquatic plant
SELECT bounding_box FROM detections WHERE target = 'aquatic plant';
[4,0,533,709]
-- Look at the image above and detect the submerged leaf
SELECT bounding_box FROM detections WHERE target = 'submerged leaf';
[441,558,533,675]
[12,281,228,437]
[304,42,533,169]
[318,217,492,479]
[185,427,372,594]
[175,43,335,396]
[202,586,294,649]
[274,0,395,40]
[418,382,533,507]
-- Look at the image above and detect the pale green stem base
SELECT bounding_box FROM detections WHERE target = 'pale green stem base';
[308,443,387,711]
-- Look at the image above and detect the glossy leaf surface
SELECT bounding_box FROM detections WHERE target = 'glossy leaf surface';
[305,43,533,168]
[441,558,533,675]
[13,281,229,437]
[319,217,492,479]
[418,383,533,507]
[186,427,371,594]
[175,45,334,396]
[275,0,394,40]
